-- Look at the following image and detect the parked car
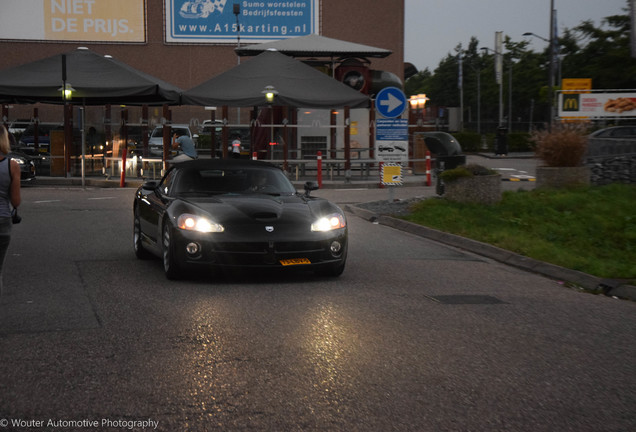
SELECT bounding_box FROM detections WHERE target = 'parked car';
[133,159,347,280]
[148,124,194,157]
[18,123,61,153]
[8,119,31,136]
[589,126,636,138]
[8,150,36,182]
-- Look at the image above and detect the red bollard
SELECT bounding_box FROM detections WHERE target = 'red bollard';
[120,147,127,188]
[425,151,432,186]
[317,151,322,188]
[252,152,258,160]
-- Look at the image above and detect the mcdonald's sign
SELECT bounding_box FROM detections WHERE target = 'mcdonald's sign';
[562,94,580,111]
[558,91,636,119]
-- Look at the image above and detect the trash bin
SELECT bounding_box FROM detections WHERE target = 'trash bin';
[414,132,466,170]
[495,126,508,156]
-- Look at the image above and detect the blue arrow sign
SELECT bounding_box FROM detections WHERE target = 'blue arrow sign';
[376,87,407,118]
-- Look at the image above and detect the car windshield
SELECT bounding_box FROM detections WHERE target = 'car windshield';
[176,166,297,196]
[22,124,59,136]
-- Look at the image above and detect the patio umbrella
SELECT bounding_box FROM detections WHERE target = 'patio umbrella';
[0,47,182,105]
[181,50,369,109]
[235,34,392,59]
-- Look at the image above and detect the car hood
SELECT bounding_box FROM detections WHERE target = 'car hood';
[170,193,342,236]
[186,193,333,220]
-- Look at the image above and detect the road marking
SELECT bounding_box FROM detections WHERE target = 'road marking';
[34,200,61,204]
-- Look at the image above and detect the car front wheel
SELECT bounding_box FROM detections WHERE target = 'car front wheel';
[162,222,182,280]
[133,208,151,260]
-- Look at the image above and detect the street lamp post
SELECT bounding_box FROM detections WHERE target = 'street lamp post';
[233,3,241,59]
[481,46,504,129]
[523,0,557,129]
[408,93,429,126]
[234,4,241,126]
[262,86,278,161]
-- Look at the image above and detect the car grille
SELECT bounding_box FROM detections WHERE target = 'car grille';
[208,240,328,266]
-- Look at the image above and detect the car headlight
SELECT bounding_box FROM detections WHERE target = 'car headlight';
[311,213,346,232]
[177,214,224,233]
[10,157,25,165]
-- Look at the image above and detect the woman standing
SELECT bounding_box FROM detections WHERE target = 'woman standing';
[0,125,21,295]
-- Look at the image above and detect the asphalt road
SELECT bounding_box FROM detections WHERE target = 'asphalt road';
[0,182,635,431]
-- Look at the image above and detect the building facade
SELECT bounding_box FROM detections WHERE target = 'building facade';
[0,0,404,168]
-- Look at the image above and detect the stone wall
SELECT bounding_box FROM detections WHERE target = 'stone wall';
[444,174,502,204]
[586,138,636,185]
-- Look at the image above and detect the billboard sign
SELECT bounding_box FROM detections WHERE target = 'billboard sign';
[558,91,636,119]
[0,0,146,43]
[165,0,319,43]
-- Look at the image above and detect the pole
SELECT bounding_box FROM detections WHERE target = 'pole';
[120,109,128,188]
[548,0,555,130]
[344,106,351,182]
[425,151,431,186]
[317,151,322,188]
[508,62,512,130]
[80,106,85,188]
[477,66,481,135]
[458,52,464,131]
[62,54,72,177]
[221,105,228,158]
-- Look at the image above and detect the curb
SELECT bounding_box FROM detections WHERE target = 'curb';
[346,204,636,302]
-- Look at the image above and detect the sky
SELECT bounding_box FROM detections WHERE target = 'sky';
[404,0,628,72]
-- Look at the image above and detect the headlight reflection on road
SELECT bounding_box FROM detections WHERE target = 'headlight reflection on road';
[306,302,354,398]
[179,309,227,420]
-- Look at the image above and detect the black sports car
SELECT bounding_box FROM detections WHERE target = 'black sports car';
[133,159,347,279]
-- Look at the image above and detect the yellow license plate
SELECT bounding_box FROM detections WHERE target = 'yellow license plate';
[280,258,311,266]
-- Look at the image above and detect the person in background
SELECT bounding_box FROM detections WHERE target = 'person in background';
[0,125,21,295]
[229,134,242,158]
[172,129,198,162]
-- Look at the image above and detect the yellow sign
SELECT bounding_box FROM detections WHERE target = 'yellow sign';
[381,164,403,185]
[42,0,146,42]
[562,78,592,93]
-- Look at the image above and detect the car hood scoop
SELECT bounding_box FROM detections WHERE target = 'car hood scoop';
[189,194,310,223]
[251,211,279,221]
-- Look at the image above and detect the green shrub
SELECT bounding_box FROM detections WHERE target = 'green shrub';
[507,132,532,152]
[477,132,532,153]
[440,163,496,182]
[452,132,483,152]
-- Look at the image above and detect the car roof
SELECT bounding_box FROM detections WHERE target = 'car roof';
[153,124,190,129]
[591,126,636,136]
[173,158,281,172]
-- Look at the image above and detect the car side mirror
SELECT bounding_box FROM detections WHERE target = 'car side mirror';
[142,180,159,190]
[304,181,319,196]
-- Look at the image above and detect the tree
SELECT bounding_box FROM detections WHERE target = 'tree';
[405,2,636,132]
[563,12,636,89]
